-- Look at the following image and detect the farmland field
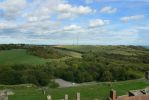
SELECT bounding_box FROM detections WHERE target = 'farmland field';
[0,48,82,66]
[0,49,50,65]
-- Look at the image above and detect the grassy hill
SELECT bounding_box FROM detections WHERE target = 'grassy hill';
[0,45,149,83]
[56,45,149,54]
[0,48,82,66]
[56,49,82,58]
[0,45,149,100]
[0,45,148,66]
[0,49,50,65]
[3,79,148,100]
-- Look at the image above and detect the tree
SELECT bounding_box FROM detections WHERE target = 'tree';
[101,71,112,81]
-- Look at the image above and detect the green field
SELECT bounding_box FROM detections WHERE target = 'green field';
[55,48,82,58]
[2,79,148,100]
[0,48,82,66]
[0,49,50,65]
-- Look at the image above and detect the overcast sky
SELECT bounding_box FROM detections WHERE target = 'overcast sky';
[0,0,149,45]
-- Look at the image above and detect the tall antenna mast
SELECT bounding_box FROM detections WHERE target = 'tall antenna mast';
[77,33,79,46]
[72,38,75,46]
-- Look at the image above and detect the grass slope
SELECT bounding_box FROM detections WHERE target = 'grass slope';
[55,48,82,58]
[0,48,82,66]
[0,45,147,66]
[0,49,50,65]
[4,79,149,100]
[58,45,149,55]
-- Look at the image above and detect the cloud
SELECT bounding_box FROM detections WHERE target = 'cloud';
[63,24,81,31]
[24,14,51,22]
[100,6,117,14]
[20,20,61,34]
[0,0,27,20]
[20,0,93,21]
[57,4,93,19]
[23,0,66,22]
[120,15,145,23]
[0,0,148,45]
[57,13,76,20]
[89,19,110,27]
[0,21,18,29]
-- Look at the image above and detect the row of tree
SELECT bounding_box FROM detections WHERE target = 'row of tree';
[0,65,49,86]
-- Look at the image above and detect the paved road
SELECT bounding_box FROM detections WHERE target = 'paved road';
[55,78,145,88]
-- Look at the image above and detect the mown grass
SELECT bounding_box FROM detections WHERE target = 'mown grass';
[0,49,50,65]
[0,48,82,66]
[56,48,82,58]
[6,79,149,100]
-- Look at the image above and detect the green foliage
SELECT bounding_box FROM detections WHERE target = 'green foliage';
[0,44,149,85]
[48,80,59,88]
[0,65,50,86]
[27,46,66,59]
[0,67,22,85]
[101,71,112,81]
[0,44,25,50]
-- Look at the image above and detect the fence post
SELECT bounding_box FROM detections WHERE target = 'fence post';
[110,89,116,100]
[65,94,68,100]
[76,92,80,100]
[47,95,52,100]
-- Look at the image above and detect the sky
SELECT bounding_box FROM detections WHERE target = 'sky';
[0,0,149,45]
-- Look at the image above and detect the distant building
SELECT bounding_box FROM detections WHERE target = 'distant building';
[108,88,149,100]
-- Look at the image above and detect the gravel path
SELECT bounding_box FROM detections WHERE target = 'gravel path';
[54,79,78,88]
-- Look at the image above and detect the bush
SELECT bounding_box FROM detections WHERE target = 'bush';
[48,80,59,88]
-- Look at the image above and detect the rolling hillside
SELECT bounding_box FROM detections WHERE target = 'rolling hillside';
[0,45,149,100]
[56,45,149,54]
[0,49,50,65]
[0,48,82,66]
[0,45,149,83]
[0,45,148,66]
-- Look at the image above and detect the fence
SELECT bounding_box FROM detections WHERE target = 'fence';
[47,92,100,100]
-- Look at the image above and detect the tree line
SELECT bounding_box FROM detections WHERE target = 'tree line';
[0,44,149,86]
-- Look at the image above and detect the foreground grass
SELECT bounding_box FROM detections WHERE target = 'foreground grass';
[1,79,148,100]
